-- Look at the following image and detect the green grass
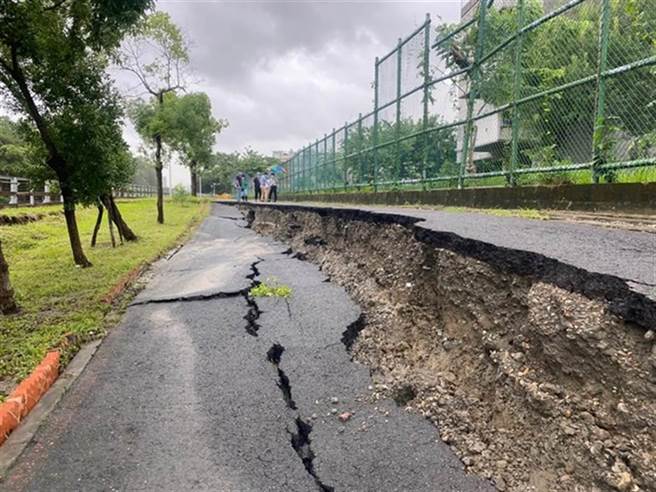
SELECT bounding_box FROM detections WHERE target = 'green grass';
[0,198,209,387]
[437,206,548,220]
[0,203,63,217]
[250,279,292,298]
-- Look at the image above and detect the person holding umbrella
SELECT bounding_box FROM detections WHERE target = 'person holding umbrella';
[268,165,286,202]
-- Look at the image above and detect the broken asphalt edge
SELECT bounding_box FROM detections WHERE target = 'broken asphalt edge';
[224,200,656,331]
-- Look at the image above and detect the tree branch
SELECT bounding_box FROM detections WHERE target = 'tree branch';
[5,44,62,168]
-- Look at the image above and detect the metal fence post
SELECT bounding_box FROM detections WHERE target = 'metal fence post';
[315,138,320,191]
[294,154,299,193]
[459,0,488,189]
[373,57,380,191]
[592,0,611,183]
[323,134,328,190]
[295,154,299,193]
[343,123,349,190]
[302,146,307,193]
[509,0,526,186]
[395,38,402,184]
[422,13,431,190]
[331,129,336,191]
[357,113,363,188]
[307,143,312,192]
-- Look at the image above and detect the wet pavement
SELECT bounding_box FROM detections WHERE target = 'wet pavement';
[2,204,491,492]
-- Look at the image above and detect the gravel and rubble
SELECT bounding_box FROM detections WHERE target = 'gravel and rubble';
[246,205,656,492]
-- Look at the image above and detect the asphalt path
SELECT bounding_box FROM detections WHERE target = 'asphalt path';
[2,204,491,492]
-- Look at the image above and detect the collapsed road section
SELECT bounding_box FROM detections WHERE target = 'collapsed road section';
[2,204,491,492]
[239,202,656,492]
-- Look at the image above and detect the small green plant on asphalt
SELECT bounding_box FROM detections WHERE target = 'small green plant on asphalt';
[249,279,292,298]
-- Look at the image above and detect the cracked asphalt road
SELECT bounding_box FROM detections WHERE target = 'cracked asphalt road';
[2,204,491,492]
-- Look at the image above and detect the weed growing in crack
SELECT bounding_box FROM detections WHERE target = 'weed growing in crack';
[250,278,292,298]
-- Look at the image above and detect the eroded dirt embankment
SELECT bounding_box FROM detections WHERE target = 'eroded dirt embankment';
[242,204,656,492]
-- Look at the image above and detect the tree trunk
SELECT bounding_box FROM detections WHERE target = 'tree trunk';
[155,91,165,224]
[155,135,164,224]
[0,240,18,315]
[59,176,92,267]
[101,194,137,242]
[190,161,198,197]
[91,203,104,247]
[6,50,90,267]
[107,209,116,248]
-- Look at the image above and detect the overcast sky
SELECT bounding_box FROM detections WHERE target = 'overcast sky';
[143,0,463,159]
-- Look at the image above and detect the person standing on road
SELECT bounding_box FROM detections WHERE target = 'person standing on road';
[269,173,278,202]
[260,173,270,202]
[233,173,243,202]
[240,173,249,202]
[253,173,262,201]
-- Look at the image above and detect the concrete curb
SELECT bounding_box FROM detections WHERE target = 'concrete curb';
[0,340,102,479]
[283,182,656,214]
[102,263,146,305]
[0,351,60,447]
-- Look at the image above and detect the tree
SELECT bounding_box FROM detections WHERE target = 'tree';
[161,92,226,196]
[119,11,189,223]
[0,240,17,315]
[0,0,151,266]
[0,117,34,177]
[200,148,277,194]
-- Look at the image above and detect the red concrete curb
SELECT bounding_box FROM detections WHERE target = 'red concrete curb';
[0,351,60,445]
[102,264,145,305]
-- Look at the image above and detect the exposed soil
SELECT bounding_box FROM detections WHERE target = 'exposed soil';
[0,211,61,226]
[244,204,656,492]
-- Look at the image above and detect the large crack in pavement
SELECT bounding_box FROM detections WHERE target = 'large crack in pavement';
[266,342,335,492]
[243,260,263,337]
[132,210,493,490]
[243,203,656,491]
[130,258,265,340]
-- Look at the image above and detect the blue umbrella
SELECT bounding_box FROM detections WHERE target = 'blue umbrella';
[270,165,287,174]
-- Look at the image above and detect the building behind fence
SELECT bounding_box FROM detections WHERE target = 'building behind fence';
[280,0,656,193]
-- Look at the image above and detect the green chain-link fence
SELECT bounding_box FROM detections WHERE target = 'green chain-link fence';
[280,0,656,194]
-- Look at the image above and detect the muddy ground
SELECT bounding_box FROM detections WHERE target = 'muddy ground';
[243,204,656,492]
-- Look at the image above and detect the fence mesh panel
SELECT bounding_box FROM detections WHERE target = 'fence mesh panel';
[282,0,656,193]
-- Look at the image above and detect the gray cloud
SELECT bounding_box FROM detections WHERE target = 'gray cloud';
[150,0,463,154]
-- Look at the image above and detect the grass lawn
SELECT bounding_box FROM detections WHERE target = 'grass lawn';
[0,204,64,217]
[0,197,210,390]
